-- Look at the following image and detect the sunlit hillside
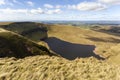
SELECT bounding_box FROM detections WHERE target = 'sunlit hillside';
[46,24,120,63]
[0,22,48,41]
[0,28,55,58]
[0,22,120,80]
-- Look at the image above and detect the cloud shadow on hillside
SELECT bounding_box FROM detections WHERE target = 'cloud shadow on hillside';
[44,37,105,60]
[86,37,120,43]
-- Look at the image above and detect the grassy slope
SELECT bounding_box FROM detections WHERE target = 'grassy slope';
[0,28,55,58]
[0,22,12,25]
[45,24,120,65]
[0,22,48,41]
[0,56,120,80]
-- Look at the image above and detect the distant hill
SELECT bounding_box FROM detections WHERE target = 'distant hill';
[103,26,120,34]
[91,25,120,36]
[0,22,48,41]
[0,28,55,58]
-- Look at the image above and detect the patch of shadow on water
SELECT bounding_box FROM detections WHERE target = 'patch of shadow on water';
[44,37,105,60]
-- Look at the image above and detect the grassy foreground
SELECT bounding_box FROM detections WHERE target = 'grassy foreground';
[0,55,120,80]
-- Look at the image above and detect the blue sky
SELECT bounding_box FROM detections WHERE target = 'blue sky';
[0,0,120,21]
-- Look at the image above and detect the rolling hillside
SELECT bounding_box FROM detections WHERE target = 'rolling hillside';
[45,24,120,65]
[0,22,120,80]
[0,28,55,58]
[0,22,48,41]
[0,22,120,64]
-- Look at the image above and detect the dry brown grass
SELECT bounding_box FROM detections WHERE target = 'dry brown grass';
[0,23,120,80]
[44,24,120,65]
[0,22,12,25]
[0,55,119,80]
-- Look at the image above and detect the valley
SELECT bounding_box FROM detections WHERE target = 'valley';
[0,22,120,80]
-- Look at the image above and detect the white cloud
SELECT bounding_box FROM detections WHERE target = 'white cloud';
[46,9,61,14]
[98,0,120,5]
[54,9,61,13]
[44,4,63,9]
[30,8,44,14]
[0,0,5,5]
[0,8,62,14]
[30,8,61,14]
[55,5,62,8]
[0,0,15,6]
[13,0,22,5]
[26,1,34,6]
[0,8,28,14]
[13,0,18,3]
[68,2,107,11]
[44,4,54,8]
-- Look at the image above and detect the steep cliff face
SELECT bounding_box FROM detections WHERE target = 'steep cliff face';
[0,28,55,58]
[0,22,48,41]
